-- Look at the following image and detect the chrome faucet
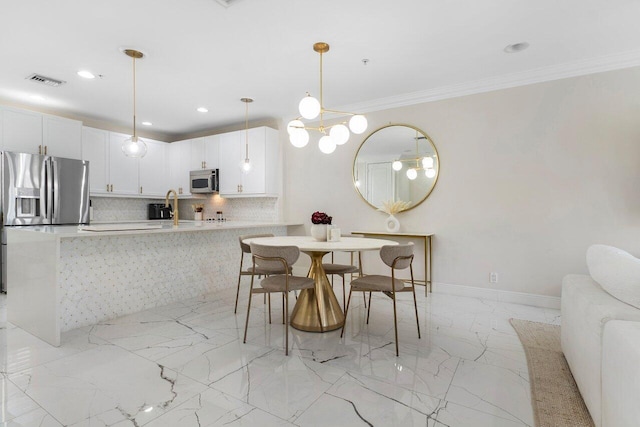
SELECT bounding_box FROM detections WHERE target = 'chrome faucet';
[165,189,179,226]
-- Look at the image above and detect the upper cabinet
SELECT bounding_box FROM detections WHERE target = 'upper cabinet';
[218,126,279,197]
[82,126,167,197]
[42,114,82,158]
[167,140,192,196]
[1,107,43,154]
[138,138,167,197]
[81,127,109,195]
[0,107,81,158]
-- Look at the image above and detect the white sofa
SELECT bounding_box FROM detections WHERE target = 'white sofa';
[561,245,640,427]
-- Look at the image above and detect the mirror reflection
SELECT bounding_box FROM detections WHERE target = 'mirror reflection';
[353,124,439,212]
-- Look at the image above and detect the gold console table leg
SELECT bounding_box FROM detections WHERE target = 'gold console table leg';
[290,251,345,332]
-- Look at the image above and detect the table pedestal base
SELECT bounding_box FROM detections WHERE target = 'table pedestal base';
[290,251,344,332]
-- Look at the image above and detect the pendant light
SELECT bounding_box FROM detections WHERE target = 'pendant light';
[121,49,147,158]
[287,42,367,154]
[241,97,253,173]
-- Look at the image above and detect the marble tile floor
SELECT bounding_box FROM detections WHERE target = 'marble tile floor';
[0,286,561,426]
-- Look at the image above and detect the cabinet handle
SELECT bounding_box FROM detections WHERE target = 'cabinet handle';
[140,186,143,194]
[38,145,42,155]
[110,184,114,192]
[179,187,182,195]
[44,146,47,155]
[106,184,109,192]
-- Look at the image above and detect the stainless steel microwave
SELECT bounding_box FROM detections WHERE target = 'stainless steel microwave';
[190,169,219,193]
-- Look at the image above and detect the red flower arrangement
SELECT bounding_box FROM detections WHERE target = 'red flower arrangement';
[311,211,332,225]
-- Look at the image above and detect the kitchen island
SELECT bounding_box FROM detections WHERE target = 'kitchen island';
[6,221,301,346]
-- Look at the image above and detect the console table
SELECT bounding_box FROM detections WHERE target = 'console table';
[351,231,433,294]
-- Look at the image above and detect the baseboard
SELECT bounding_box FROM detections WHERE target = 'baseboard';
[433,282,561,310]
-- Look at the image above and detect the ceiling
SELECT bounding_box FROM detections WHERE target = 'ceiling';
[1,0,640,141]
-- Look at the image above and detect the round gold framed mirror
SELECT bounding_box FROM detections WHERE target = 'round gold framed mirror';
[353,124,439,212]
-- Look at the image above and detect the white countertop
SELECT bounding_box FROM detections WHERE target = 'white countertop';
[6,220,302,237]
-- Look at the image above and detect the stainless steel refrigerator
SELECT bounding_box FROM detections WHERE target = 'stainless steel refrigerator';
[1,151,90,292]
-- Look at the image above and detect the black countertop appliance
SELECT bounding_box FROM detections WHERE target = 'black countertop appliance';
[148,203,172,220]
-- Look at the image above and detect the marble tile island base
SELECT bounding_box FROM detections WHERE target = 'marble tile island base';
[6,222,294,346]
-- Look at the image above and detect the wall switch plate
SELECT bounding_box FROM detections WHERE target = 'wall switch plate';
[490,272,498,283]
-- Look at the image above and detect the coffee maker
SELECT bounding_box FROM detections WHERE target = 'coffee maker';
[148,203,173,220]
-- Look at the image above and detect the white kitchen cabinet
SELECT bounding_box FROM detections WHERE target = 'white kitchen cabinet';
[108,132,140,196]
[42,115,82,158]
[218,126,279,197]
[189,137,205,170]
[168,140,191,196]
[203,135,219,170]
[81,127,109,195]
[1,107,43,154]
[139,138,167,197]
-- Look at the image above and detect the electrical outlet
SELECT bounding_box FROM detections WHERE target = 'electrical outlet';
[490,272,498,283]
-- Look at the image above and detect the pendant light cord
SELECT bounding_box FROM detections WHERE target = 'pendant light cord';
[245,100,249,159]
[132,55,137,140]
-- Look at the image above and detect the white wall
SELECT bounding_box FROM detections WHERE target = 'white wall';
[282,66,640,297]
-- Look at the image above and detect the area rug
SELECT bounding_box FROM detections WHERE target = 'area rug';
[509,319,595,427]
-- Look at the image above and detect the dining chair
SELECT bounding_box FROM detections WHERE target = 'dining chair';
[244,242,316,355]
[323,250,363,309]
[340,242,420,356]
[234,233,290,314]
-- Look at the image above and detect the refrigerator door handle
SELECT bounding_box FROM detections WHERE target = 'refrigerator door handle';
[43,159,55,224]
[51,159,60,223]
[40,158,51,220]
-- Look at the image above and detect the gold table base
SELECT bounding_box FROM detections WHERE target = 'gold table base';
[290,251,344,332]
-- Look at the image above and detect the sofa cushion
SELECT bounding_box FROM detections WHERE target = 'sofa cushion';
[587,244,640,310]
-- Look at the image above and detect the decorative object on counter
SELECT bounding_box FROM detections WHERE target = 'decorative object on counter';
[310,211,332,241]
[241,97,253,173]
[192,203,204,221]
[327,225,341,242]
[287,42,367,154]
[121,49,147,158]
[378,200,411,232]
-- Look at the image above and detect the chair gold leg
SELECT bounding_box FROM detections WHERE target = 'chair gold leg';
[234,256,244,314]
[341,289,353,338]
[243,274,255,344]
[285,291,289,356]
[268,294,272,324]
[366,292,372,324]
[392,291,399,356]
[282,293,285,324]
[341,275,346,309]
[410,265,421,338]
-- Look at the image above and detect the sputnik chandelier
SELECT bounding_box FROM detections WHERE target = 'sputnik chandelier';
[287,42,368,154]
[392,134,437,180]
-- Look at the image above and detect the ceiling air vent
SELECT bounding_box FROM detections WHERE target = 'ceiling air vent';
[25,73,66,87]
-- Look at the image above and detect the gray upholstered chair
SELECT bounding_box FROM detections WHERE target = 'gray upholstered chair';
[234,233,290,315]
[243,242,316,355]
[341,243,420,356]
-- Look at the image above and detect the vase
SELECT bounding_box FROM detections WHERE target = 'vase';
[194,211,203,221]
[310,224,328,241]
[385,214,400,232]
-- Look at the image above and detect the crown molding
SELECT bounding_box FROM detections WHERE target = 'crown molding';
[336,49,640,115]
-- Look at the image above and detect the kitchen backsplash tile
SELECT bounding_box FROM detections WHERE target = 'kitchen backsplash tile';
[92,196,279,222]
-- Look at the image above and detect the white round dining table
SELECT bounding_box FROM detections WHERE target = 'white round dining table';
[244,236,397,332]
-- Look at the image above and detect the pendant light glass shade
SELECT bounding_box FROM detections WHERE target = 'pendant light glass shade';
[425,168,436,178]
[330,124,349,145]
[406,168,418,180]
[318,135,336,154]
[349,115,368,134]
[290,42,367,152]
[392,160,403,171]
[299,95,321,120]
[122,135,147,157]
[422,156,434,168]
[121,49,147,158]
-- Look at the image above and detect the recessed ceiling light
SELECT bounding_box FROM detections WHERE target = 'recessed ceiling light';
[197,107,209,113]
[77,70,96,79]
[504,42,530,53]
[142,121,152,126]
[30,95,45,101]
